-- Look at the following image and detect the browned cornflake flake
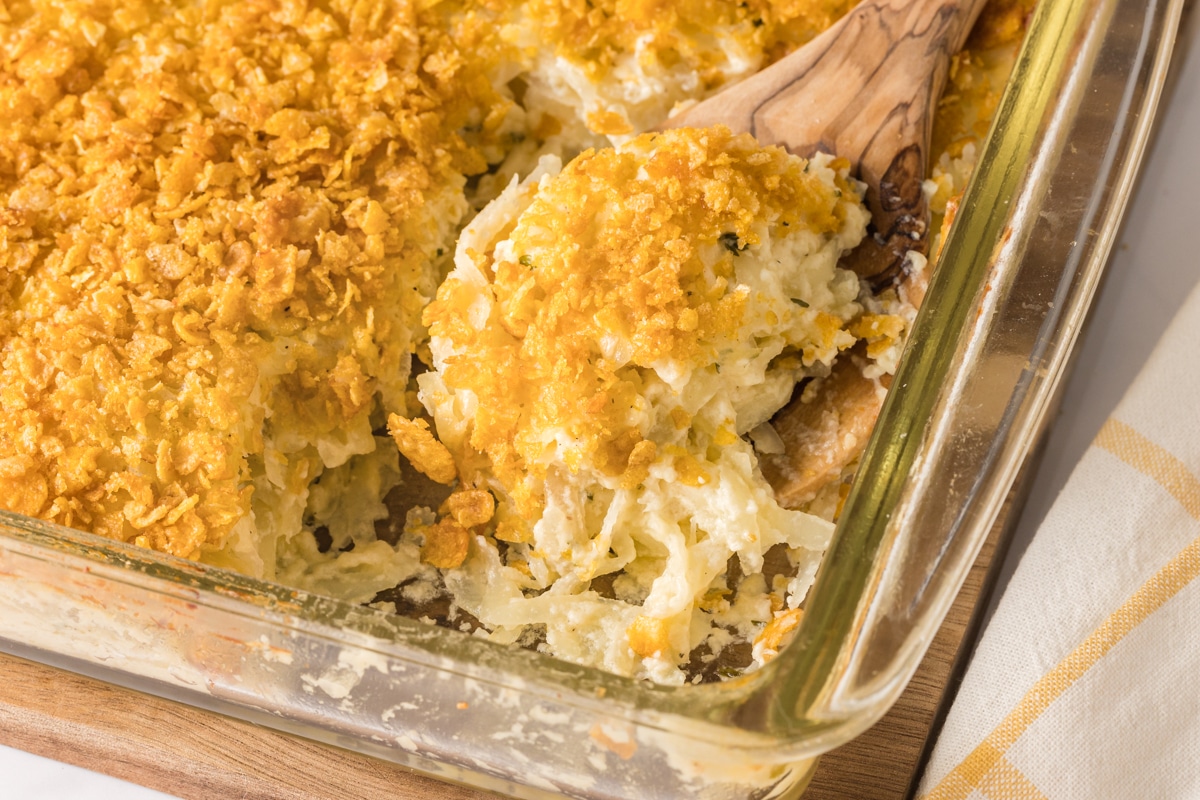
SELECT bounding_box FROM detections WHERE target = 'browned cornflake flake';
[446,489,495,528]
[388,415,458,485]
[0,0,507,564]
[421,517,470,569]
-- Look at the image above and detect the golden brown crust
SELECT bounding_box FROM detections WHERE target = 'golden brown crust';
[0,0,506,558]
[0,0,1032,572]
[520,0,858,87]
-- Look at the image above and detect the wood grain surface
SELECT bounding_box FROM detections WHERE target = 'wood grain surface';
[0,651,483,800]
[0,469,1029,800]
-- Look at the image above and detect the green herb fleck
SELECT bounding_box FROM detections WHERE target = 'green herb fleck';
[792,298,810,308]
[519,254,533,267]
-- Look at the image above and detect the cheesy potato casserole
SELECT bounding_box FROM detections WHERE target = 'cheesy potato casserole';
[0,0,1033,682]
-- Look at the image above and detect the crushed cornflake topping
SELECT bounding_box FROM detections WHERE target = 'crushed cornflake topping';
[427,126,858,517]
[0,0,1031,683]
[0,0,505,560]
[521,0,860,79]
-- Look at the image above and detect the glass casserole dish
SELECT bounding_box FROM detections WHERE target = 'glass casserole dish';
[0,0,1186,795]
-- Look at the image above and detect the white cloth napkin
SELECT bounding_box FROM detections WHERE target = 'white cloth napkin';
[916,279,1200,799]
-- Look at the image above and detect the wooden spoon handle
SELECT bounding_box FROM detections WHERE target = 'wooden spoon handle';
[667,0,988,289]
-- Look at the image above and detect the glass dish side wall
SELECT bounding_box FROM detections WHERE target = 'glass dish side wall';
[0,0,1184,796]
[0,514,819,800]
[755,0,1186,748]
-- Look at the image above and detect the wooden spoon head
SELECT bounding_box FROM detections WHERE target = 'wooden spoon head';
[663,0,982,289]
[661,0,986,508]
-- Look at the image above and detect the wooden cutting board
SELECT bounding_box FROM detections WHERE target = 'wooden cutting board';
[0,469,1028,800]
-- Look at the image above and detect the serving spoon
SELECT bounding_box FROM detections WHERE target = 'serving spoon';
[663,0,990,507]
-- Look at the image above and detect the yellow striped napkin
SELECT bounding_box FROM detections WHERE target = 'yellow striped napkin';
[916,282,1200,799]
